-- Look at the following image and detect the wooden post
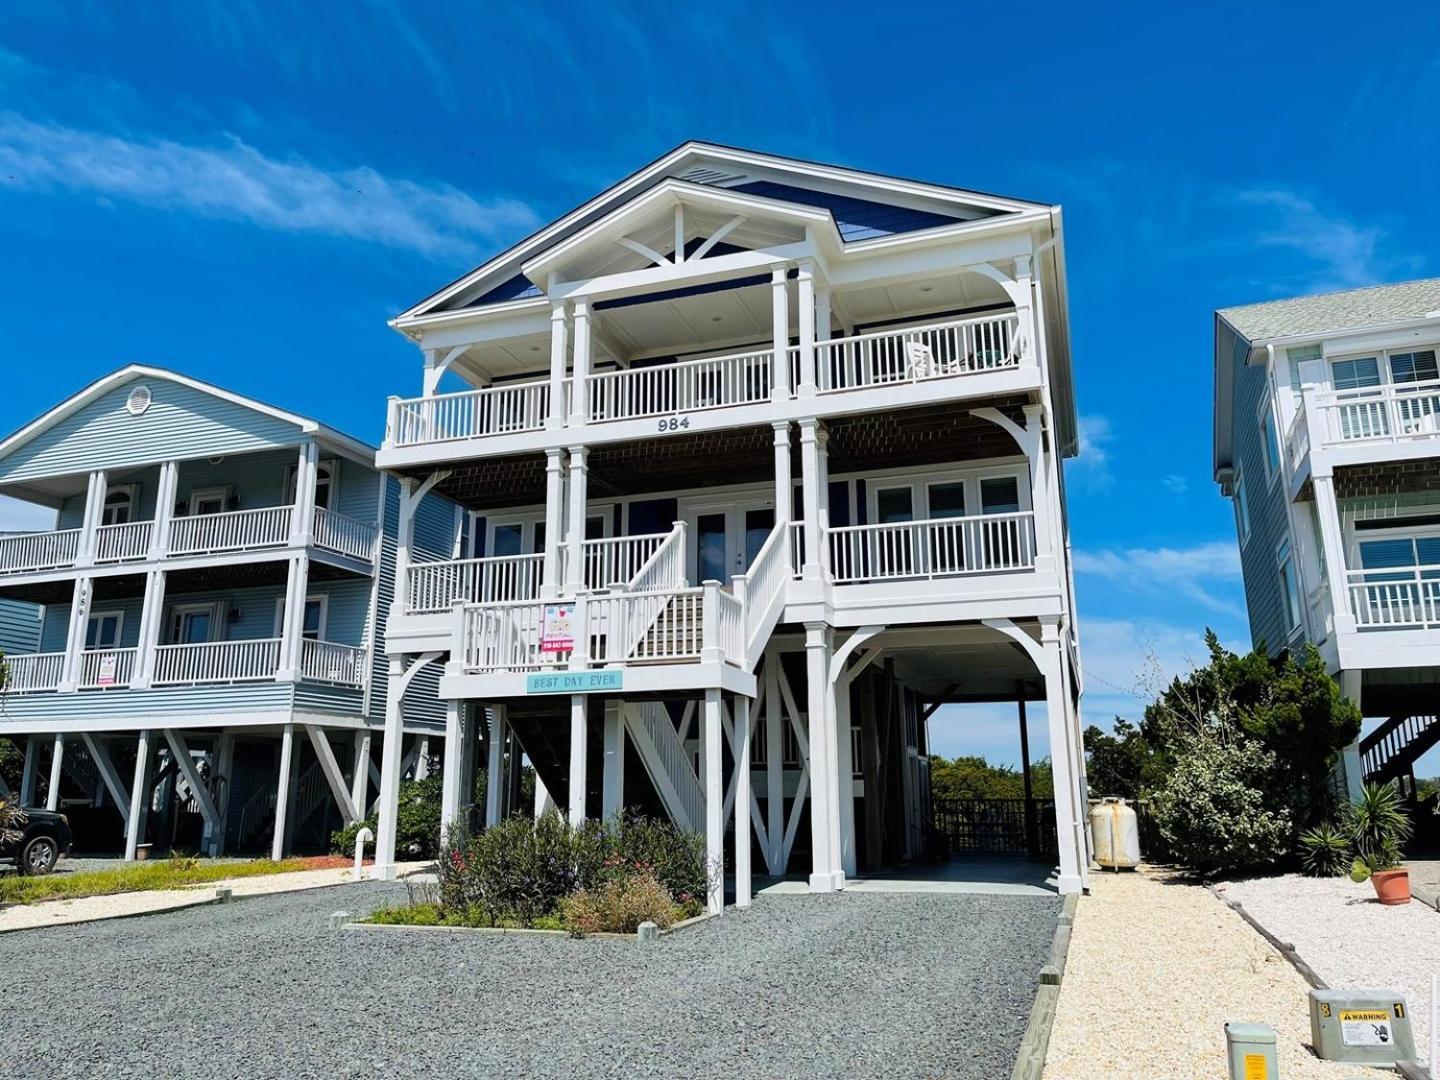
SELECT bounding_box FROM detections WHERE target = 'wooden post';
[125,729,152,860]
[569,695,588,823]
[272,724,296,862]
[704,688,724,914]
[734,695,752,909]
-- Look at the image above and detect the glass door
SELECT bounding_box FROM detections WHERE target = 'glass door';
[684,498,774,586]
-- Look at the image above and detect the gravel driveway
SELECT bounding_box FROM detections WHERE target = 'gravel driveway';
[0,881,1057,1079]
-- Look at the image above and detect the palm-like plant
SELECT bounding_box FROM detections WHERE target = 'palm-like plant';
[1346,781,1412,879]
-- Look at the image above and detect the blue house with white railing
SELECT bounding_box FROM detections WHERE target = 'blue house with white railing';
[0,366,455,858]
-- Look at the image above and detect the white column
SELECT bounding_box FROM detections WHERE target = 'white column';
[796,259,817,396]
[350,731,371,822]
[771,265,791,401]
[460,706,479,822]
[548,302,569,430]
[602,698,625,820]
[374,659,406,877]
[541,448,566,597]
[124,730,152,860]
[58,574,94,692]
[46,733,64,811]
[764,650,784,875]
[1040,620,1083,894]
[415,736,432,780]
[568,299,591,426]
[132,568,168,688]
[211,733,235,857]
[485,706,507,826]
[391,477,418,620]
[703,688,724,915]
[1313,471,1354,633]
[19,738,39,807]
[277,554,310,681]
[816,427,831,578]
[291,442,319,545]
[565,446,588,594]
[149,460,179,557]
[78,470,108,565]
[804,623,836,892]
[1011,253,1037,368]
[440,700,464,846]
[835,670,857,879]
[534,777,555,819]
[773,422,792,526]
[1022,405,1055,571]
[568,694,588,822]
[799,420,824,579]
[271,724,296,861]
[734,695,753,908]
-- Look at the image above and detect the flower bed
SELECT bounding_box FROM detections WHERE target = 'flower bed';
[366,812,709,934]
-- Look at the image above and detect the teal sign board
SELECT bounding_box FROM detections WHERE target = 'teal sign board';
[525,671,625,695]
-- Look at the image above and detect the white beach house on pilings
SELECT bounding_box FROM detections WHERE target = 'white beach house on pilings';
[0,367,454,859]
[374,143,1090,904]
[1217,278,1440,800]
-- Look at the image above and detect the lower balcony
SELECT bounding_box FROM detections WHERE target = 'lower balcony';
[4,638,368,693]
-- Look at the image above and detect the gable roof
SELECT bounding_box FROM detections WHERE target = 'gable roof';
[395,141,1052,325]
[1218,277,1440,344]
[0,364,375,468]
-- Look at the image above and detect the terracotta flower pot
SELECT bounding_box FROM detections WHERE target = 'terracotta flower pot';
[1371,868,1410,905]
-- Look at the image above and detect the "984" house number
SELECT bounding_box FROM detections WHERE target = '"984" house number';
[657,416,691,432]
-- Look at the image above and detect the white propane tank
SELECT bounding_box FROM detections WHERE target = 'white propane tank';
[1089,797,1141,870]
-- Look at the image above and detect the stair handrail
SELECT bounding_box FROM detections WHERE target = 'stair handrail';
[624,702,703,831]
[733,520,789,668]
[615,522,688,658]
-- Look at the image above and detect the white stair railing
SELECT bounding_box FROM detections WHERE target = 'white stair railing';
[574,532,670,591]
[613,522,688,659]
[591,588,705,665]
[624,702,703,832]
[733,521,789,667]
[236,762,329,847]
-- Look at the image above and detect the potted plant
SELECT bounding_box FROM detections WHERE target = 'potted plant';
[1346,781,1413,905]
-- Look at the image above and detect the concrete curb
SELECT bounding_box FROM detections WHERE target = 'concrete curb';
[1012,892,1079,1080]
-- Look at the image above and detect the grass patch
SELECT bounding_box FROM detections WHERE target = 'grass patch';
[0,856,315,906]
[364,902,572,932]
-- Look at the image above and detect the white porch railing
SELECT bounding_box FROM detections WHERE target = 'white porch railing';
[94,521,153,563]
[712,588,744,661]
[612,524,688,657]
[1285,407,1311,470]
[5,652,65,693]
[312,507,377,561]
[461,600,552,671]
[168,506,293,556]
[570,532,670,590]
[78,648,138,689]
[591,588,707,665]
[1348,566,1440,630]
[388,380,551,446]
[0,529,82,575]
[586,348,773,423]
[815,313,1022,393]
[828,512,1037,583]
[153,638,282,685]
[407,553,543,614]
[300,639,367,685]
[1313,379,1440,447]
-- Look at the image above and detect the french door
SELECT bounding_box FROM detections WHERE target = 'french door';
[684,498,775,586]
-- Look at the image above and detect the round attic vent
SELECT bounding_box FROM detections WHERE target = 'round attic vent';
[126,385,152,416]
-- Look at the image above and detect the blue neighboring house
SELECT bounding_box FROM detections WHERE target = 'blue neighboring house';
[0,365,456,857]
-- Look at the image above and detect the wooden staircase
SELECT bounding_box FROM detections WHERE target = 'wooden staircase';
[1361,714,1440,784]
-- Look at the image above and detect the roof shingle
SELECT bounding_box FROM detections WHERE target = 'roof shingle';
[1218,277,1440,342]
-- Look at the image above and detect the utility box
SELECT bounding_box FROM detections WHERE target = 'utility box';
[1309,989,1415,1065]
[1225,1022,1278,1080]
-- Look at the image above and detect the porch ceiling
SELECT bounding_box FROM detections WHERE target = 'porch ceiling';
[858,624,1046,701]
[0,558,358,605]
[823,396,1029,473]
[1335,458,1440,500]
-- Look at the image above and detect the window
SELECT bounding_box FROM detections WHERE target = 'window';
[274,596,327,641]
[85,611,124,650]
[1277,540,1301,632]
[189,487,230,516]
[876,487,915,524]
[492,523,523,557]
[1330,357,1382,391]
[101,486,136,526]
[1260,406,1282,481]
[926,482,967,519]
[285,459,336,510]
[1390,350,1439,385]
[980,476,1021,515]
[169,604,216,644]
[1309,502,1327,580]
[1234,470,1250,543]
[1286,345,1322,399]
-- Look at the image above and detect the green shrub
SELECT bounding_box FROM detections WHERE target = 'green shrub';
[563,870,680,934]
[1298,823,1350,877]
[1152,736,1292,876]
[331,773,446,860]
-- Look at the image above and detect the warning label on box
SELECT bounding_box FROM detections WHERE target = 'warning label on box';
[1339,1010,1393,1046]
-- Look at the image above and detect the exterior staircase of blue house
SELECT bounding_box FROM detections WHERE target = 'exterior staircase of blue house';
[1361,714,1440,788]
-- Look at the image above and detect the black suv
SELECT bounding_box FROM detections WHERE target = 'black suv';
[1,808,73,875]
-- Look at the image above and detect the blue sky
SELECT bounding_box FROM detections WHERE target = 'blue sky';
[1,2,1436,766]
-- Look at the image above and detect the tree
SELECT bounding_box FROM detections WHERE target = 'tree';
[1084,719,1165,799]
[929,755,1053,800]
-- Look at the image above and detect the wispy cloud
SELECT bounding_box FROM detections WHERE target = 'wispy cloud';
[1068,414,1114,492]
[1237,188,1411,293]
[1160,473,1188,495]
[1077,616,1236,727]
[0,114,536,259]
[1075,540,1243,616]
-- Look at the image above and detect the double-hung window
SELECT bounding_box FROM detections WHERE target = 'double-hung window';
[1277,539,1302,633]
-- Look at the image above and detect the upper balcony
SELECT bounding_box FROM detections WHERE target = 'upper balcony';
[0,504,377,579]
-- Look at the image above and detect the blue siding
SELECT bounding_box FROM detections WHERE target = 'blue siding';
[0,375,306,484]
[0,598,40,656]
[413,490,458,560]
[469,273,543,307]
[733,180,965,241]
[1227,331,1293,653]
[0,681,296,724]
